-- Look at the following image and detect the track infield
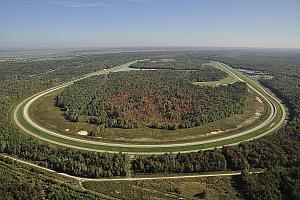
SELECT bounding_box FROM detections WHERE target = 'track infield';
[13,61,286,154]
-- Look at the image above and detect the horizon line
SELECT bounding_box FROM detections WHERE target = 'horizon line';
[1,46,300,52]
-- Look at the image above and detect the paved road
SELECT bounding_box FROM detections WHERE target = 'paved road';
[216,62,286,140]
[13,60,286,154]
[1,154,262,183]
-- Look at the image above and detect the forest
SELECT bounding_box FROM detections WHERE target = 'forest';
[130,58,208,70]
[0,53,135,97]
[0,50,299,199]
[0,156,106,200]
[57,67,247,131]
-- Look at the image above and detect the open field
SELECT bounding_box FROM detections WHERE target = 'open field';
[193,75,236,86]
[83,176,240,200]
[13,60,286,154]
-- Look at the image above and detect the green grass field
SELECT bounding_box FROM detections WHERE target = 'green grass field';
[193,75,237,86]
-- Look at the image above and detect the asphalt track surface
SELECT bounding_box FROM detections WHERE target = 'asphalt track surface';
[13,60,286,154]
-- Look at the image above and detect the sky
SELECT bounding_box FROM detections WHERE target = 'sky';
[0,0,300,49]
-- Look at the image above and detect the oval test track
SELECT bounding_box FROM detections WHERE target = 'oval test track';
[13,60,286,154]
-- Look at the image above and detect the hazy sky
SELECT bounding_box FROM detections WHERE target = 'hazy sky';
[1,0,300,48]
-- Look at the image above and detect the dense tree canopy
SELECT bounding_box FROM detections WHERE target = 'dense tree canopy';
[57,69,247,130]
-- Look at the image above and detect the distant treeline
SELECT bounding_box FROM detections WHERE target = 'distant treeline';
[130,59,208,70]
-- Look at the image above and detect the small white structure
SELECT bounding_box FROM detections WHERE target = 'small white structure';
[256,97,263,103]
[77,130,88,136]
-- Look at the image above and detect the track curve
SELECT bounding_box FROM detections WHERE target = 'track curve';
[13,60,286,154]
